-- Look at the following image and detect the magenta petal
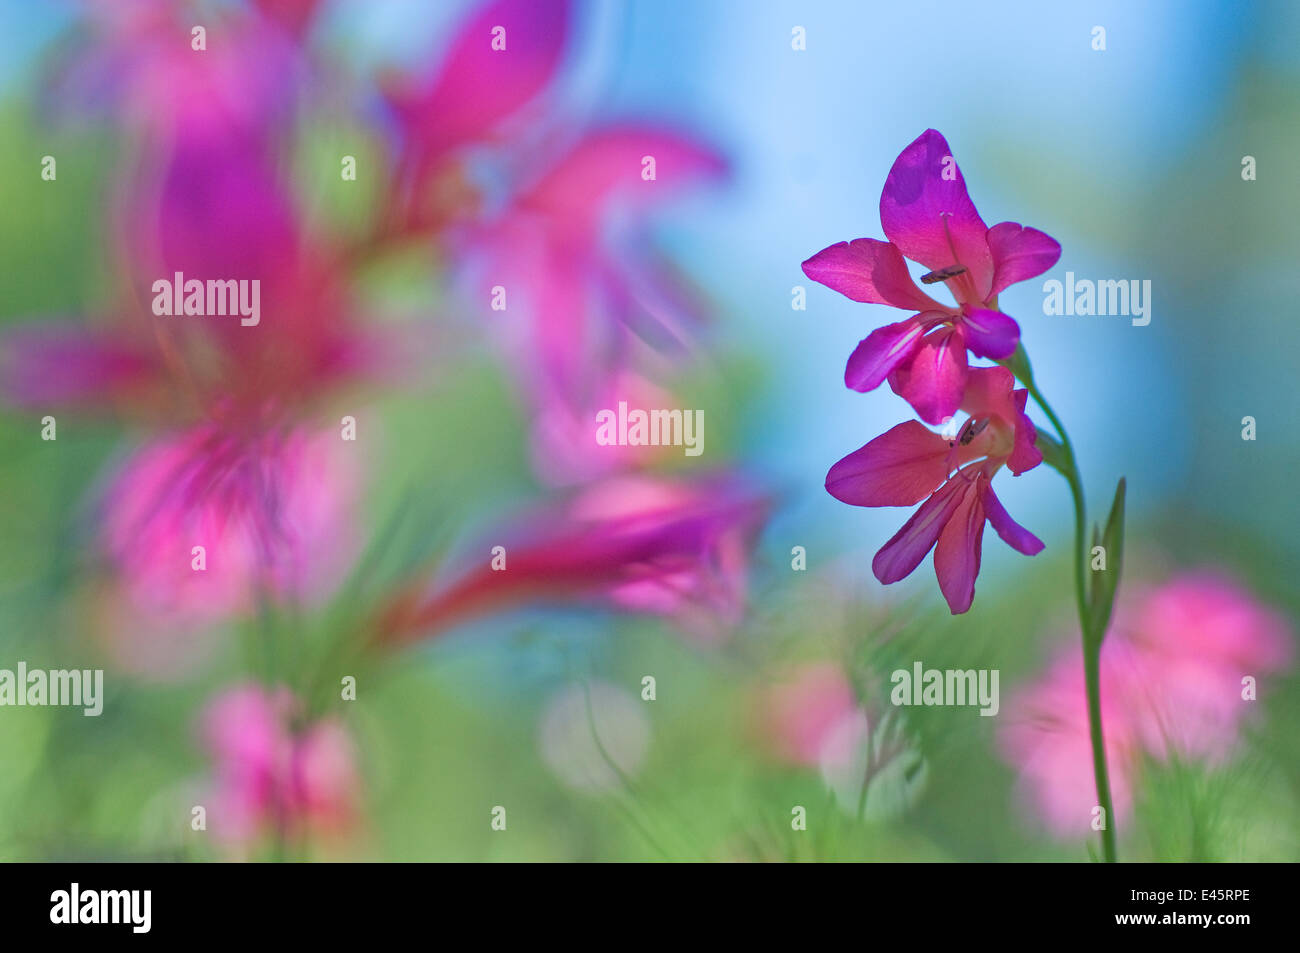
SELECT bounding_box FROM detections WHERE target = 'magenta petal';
[525,125,726,228]
[872,477,967,585]
[825,420,952,507]
[933,480,986,614]
[962,308,1020,360]
[987,222,1062,297]
[1008,389,1044,475]
[394,0,569,153]
[981,483,1044,556]
[888,326,968,425]
[879,130,994,300]
[251,0,323,37]
[139,138,298,284]
[844,315,933,392]
[0,325,155,407]
[801,238,944,312]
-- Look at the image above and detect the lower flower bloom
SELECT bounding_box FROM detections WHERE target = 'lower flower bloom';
[825,365,1043,613]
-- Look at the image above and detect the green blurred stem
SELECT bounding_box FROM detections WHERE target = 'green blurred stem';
[1012,360,1118,864]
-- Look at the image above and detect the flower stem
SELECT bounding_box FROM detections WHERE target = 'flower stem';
[1014,364,1118,863]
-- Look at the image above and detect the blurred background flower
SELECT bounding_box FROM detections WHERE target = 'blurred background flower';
[1000,572,1292,841]
[0,0,1296,862]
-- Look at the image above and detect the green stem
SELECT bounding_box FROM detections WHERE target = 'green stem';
[1018,373,1118,863]
[579,678,684,860]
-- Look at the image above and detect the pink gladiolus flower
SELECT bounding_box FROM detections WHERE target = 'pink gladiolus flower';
[379,0,571,235]
[101,424,360,626]
[528,368,678,486]
[200,684,361,851]
[378,474,768,647]
[465,124,726,418]
[7,11,385,424]
[802,129,1060,424]
[826,365,1044,613]
[999,573,1293,838]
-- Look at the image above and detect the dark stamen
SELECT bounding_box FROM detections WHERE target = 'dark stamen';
[920,265,967,285]
[958,417,989,446]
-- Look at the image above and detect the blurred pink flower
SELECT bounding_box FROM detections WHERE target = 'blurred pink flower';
[999,572,1293,838]
[51,0,303,146]
[379,0,571,238]
[757,663,859,766]
[100,424,361,627]
[0,324,156,411]
[802,129,1060,424]
[527,368,678,486]
[3,3,384,656]
[6,0,385,426]
[200,684,361,851]
[826,365,1043,613]
[378,473,769,647]
[466,124,726,420]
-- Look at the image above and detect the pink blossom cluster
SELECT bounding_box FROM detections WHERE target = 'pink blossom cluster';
[999,573,1293,837]
[804,130,1061,613]
[2,0,770,849]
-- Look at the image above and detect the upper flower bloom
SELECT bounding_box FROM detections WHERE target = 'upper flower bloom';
[802,129,1061,423]
[825,366,1044,613]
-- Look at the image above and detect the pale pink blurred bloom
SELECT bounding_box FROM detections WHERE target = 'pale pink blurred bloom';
[562,475,760,643]
[1126,573,1293,756]
[528,369,679,486]
[200,684,361,850]
[758,663,859,766]
[1000,572,1293,838]
[378,473,769,648]
[756,663,928,819]
[52,0,302,146]
[291,721,362,833]
[100,424,360,629]
[999,645,1143,838]
[465,125,726,420]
